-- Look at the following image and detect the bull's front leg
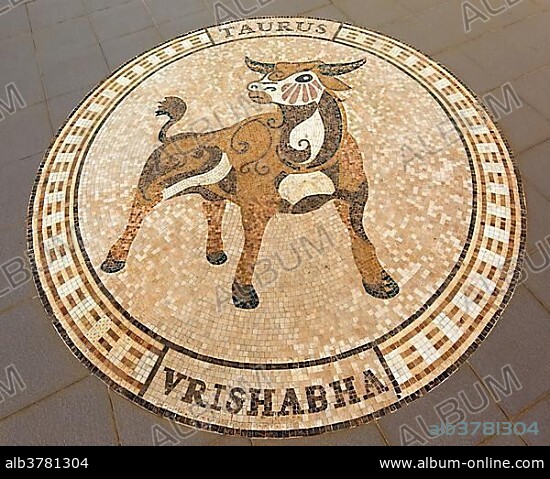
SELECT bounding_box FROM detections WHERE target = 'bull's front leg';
[336,133,399,299]
[232,203,276,309]
[203,200,227,265]
[335,189,399,299]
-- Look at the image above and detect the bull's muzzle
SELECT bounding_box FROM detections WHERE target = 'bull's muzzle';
[247,81,273,104]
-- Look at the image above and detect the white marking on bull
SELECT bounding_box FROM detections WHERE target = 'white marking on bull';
[278,171,335,205]
[163,153,232,200]
[289,109,325,163]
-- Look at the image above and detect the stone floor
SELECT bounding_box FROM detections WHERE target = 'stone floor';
[0,0,549,446]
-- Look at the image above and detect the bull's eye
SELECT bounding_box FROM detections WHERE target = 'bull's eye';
[295,73,313,83]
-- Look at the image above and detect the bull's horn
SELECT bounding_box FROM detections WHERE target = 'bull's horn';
[245,56,275,74]
[317,58,367,76]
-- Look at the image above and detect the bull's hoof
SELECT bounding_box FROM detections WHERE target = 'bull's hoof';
[363,271,399,299]
[100,254,126,274]
[206,250,227,265]
[232,282,259,310]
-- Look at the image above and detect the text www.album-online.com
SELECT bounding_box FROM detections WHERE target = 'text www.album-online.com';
[379,458,545,469]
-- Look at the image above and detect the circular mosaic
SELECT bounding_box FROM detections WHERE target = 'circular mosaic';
[28,17,525,437]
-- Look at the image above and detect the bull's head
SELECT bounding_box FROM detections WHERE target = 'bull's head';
[245,57,366,106]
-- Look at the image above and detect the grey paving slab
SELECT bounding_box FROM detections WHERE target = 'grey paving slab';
[90,0,155,42]
[252,423,386,445]
[396,0,450,14]
[83,0,134,13]
[461,0,541,35]
[200,0,243,23]
[534,0,550,8]
[491,97,550,154]
[503,9,550,66]
[334,0,409,27]
[0,376,117,445]
[157,9,215,40]
[0,153,40,310]
[101,27,163,70]
[459,33,533,87]
[0,2,30,42]
[0,33,45,108]
[27,0,87,31]
[0,102,51,163]
[461,12,550,83]
[40,44,109,99]
[206,435,252,445]
[378,366,508,446]
[385,0,540,57]
[434,47,504,94]
[380,2,470,55]
[516,395,549,446]
[0,142,41,306]
[524,247,550,320]
[144,0,206,24]
[305,3,352,22]
[33,17,98,66]
[469,286,550,418]
[109,391,250,445]
[0,238,36,314]
[517,139,550,201]
[0,152,42,231]
[47,87,91,132]
[514,65,550,121]
[0,236,37,313]
[523,178,550,254]
[0,300,89,421]
[481,432,526,446]
[241,0,332,17]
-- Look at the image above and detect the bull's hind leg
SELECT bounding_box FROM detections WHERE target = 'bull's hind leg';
[101,189,161,273]
[203,200,227,265]
[101,135,225,273]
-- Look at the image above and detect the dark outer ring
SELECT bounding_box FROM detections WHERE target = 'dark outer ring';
[27,16,526,437]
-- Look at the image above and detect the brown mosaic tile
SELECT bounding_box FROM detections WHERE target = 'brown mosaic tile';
[27,17,525,437]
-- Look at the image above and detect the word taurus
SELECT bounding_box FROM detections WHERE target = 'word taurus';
[101,57,400,309]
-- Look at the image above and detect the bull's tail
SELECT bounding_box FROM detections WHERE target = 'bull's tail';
[155,96,187,143]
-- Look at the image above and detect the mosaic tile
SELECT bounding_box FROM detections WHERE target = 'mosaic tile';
[28,17,526,437]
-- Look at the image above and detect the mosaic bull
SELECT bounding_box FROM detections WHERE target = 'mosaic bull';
[101,57,400,309]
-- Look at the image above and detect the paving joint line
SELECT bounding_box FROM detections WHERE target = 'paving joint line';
[23,1,54,138]
[140,0,163,39]
[107,389,122,446]
[466,362,529,446]
[375,419,391,446]
[81,0,116,74]
[0,374,90,424]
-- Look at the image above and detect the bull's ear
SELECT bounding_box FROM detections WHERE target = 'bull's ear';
[317,58,366,76]
[245,56,275,75]
[317,76,351,91]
